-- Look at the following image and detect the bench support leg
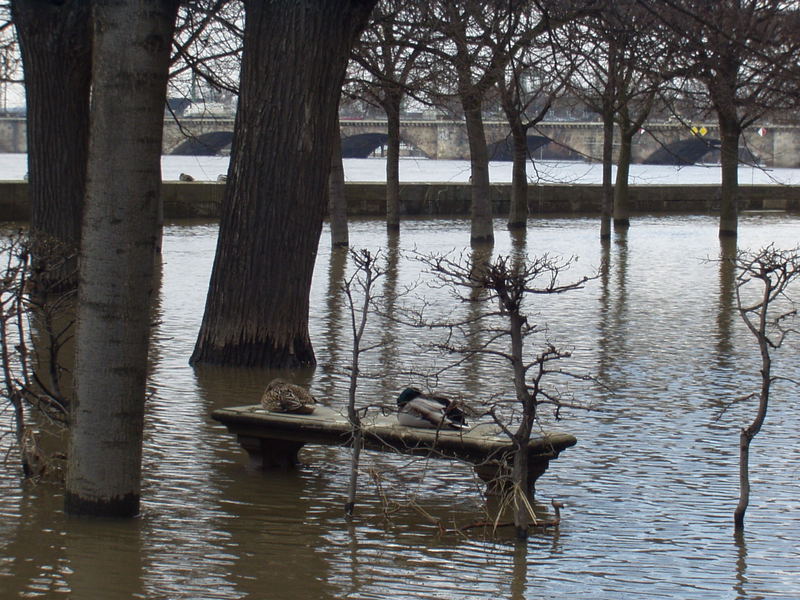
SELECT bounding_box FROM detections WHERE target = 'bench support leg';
[237,435,305,470]
[473,459,550,499]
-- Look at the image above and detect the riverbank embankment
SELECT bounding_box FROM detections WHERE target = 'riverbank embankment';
[1,181,798,221]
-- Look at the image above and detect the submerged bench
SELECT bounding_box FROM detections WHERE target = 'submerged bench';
[211,405,576,492]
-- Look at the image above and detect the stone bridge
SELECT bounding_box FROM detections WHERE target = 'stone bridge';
[160,118,800,168]
[334,120,800,167]
[1,115,798,167]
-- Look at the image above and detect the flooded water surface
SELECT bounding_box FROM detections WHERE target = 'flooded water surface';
[2,213,800,599]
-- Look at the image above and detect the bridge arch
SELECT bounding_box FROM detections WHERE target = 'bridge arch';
[487,135,550,160]
[340,132,431,159]
[341,132,387,158]
[485,134,585,161]
[171,131,233,156]
[643,137,721,165]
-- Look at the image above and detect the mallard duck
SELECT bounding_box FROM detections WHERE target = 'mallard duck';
[260,379,317,414]
[396,387,469,430]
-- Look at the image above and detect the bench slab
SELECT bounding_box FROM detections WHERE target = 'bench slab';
[212,405,576,490]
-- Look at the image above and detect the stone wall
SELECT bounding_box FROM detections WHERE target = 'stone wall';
[1,180,798,222]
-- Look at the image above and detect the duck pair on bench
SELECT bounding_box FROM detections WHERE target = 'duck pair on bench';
[260,380,472,431]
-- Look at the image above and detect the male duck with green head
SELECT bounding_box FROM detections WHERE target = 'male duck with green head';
[396,387,469,430]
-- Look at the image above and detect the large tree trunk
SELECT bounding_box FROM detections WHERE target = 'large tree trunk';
[191,0,376,368]
[12,0,91,281]
[328,114,349,248]
[463,102,494,245]
[65,0,177,517]
[507,119,528,230]
[718,112,740,238]
[613,129,633,231]
[384,92,402,232]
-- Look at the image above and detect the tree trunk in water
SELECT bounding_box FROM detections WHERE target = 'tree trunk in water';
[12,0,91,283]
[191,0,376,368]
[345,431,362,516]
[463,104,494,245]
[512,440,531,540]
[718,114,740,238]
[734,428,752,530]
[507,121,528,230]
[385,95,402,232]
[600,112,614,240]
[613,131,633,231]
[328,114,349,248]
[510,312,531,538]
[65,0,177,517]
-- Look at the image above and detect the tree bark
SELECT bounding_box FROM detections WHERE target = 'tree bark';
[463,102,494,245]
[613,129,633,231]
[718,112,740,238]
[12,0,92,281]
[65,0,177,517]
[329,114,349,248]
[512,440,530,540]
[600,109,614,240]
[507,120,528,230]
[191,0,376,368]
[384,93,402,232]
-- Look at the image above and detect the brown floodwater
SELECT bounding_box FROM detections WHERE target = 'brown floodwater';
[2,213,799,599]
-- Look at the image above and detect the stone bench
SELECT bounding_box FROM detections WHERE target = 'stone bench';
[212,405,576,493]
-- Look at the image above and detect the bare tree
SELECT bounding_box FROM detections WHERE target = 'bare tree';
[495,2,603,230]
[166,0,243,158]
[554,0,665,236]
[0,6,22,107]
[169,0,243,99]
[729,245,799,530]
[341,248,385,515]
[551,1,617,238]
[496,43,564,229]
[423,0,558,245]
[643,0,800,238]
[414,251,593,538]
[348,0,430,232]
[607,5,666,231]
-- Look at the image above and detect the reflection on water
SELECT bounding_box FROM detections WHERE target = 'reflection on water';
[716,237,738,370]
[734,530,749,600]
[379,230,401,391]
[596,231,630,391]
[2,214,800,599]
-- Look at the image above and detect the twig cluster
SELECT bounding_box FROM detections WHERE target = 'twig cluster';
[0,233,73,480]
